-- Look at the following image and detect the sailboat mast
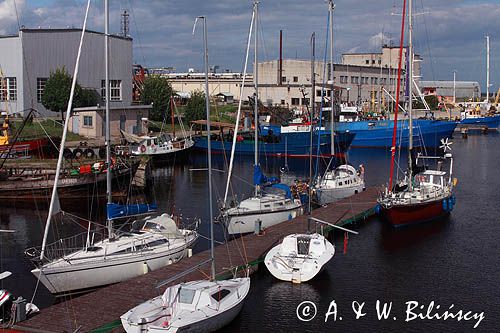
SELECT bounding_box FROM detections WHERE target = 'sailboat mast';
[253,1,259,197]
[486,35,490,102]
[328,0,335,155]
[40,0,91,260]
[309,32,315,216]
[407,0,413,190]
[105,0,113,237]
[200,16,216,280]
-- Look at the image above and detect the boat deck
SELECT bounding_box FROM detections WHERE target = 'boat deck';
[13,187,380,333]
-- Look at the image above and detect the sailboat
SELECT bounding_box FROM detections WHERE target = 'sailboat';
[314,1,366,206]
[458,36,500,129]
[24,1,197,295]
[220,1,303,236]
[265,34,338,283]
[377,0,457,227]
[121,16,250,332]
[126,98,195,157]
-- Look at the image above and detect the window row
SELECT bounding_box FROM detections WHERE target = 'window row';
[34,78,123,103]
[0,77,17,101]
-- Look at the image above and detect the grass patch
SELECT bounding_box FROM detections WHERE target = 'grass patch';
[10,119,84,141]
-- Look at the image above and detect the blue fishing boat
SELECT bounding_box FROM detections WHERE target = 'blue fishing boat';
[194,125,355,157]
[459,114,500,129]
[334,119,457,148]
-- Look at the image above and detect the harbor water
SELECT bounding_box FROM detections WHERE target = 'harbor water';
[0,133,499,332]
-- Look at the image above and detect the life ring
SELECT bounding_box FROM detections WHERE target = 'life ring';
[140,145,147,153]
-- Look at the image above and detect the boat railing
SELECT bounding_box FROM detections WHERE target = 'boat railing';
[25,230,107,264]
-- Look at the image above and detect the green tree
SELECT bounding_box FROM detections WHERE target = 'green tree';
[41,67,83,122]
[185,90,206,124]
[141,75,174,121]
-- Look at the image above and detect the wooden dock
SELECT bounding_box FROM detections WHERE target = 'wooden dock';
[13,187,380,333]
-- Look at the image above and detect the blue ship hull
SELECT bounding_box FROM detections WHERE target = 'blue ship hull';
[459,115,500,128]
[194,131,355,157]
[334,119,457,148]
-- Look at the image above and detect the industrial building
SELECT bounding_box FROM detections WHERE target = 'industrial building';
[0,28,149,138]
[420,80,481,103]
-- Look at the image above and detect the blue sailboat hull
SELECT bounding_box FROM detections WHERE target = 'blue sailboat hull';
[194,131,355,157]
[334,119,457,148]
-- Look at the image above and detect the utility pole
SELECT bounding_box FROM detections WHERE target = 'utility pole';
[453,70,457,105]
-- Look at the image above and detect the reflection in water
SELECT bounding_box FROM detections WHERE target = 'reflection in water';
[1,134,499,331]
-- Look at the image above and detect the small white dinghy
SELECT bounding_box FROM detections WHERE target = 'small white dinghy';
[121,278,250,333]
[265,233,335,283]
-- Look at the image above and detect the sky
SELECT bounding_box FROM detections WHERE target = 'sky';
[1,0,499,95]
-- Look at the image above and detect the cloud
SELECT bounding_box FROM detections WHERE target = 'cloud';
[0,0,499,89]
[368,32,392,49]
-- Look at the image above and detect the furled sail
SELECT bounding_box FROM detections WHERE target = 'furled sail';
[107,203,157,220]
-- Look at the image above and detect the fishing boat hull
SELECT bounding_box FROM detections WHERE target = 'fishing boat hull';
[459,114,500,129]
[334,119,457,148]
[379,195,454,227]
[31,233,198,295]
[0,162,138,206]
[0,137,50,157]
[194,131,354,157]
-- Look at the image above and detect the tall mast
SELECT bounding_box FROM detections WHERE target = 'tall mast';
[328,0,335,155]
[253,1,259,197]
[194,16,215,279]
[407,0,413,190]
[105,0,113,238]
[309,32,315,216]
[486,35,490,102]
[40,0,91,260]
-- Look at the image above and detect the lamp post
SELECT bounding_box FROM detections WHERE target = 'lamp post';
[453,70,457,105]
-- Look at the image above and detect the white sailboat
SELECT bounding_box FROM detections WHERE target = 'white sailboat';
[220,1,302,235]
[315,1,365,206]
[265,32,358,284]
[25,0,197,295]
[121,16,249,332]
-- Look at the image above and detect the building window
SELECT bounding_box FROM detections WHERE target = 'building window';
[83,115,93,127]
[291,98,300,105]
[316,90,322,97]
[37,78,48,102]
[101,80,122,101]
[365,60,369,64]
[378,60,382,65]
[281,76,287,83]
[351,76,356,84]
[372,60,376,64]
[281,99,285,105]
[0,77,17,101]
[293,76,298,82]
[302,98,309,106]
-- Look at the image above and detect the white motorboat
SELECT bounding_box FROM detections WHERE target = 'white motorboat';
[223,193,303,235]
[315,164,366,205]
[121,15,250,333]
[26,5,198,296]
[27,214,198,294]
[121,278,250,333]
[128,133,194,157]
[265,233,334,283]
[0,271,39,324]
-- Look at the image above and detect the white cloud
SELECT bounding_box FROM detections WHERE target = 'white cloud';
[368,32,392,49]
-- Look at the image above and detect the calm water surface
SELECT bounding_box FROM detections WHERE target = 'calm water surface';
[0,133,498,332]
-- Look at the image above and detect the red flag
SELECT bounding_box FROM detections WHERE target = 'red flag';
[343,232,349,254]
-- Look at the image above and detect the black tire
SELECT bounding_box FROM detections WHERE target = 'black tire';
[84,148,95,158]
[73,148,83,159]
[63,148,73,160]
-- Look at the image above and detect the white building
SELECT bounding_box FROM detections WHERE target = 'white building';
[0,28,149,138]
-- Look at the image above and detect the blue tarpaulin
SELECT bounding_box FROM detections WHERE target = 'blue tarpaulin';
[253,165,278,185]
[271,183,292,199]
[107,203,158,220]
